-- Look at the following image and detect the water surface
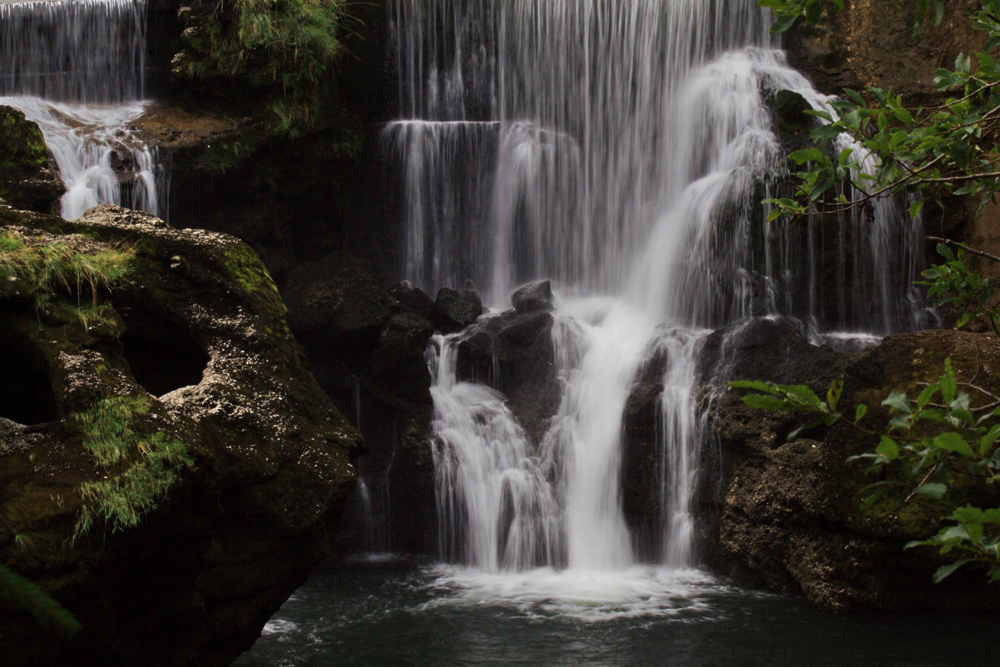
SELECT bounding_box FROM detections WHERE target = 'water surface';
[234,556,995,667]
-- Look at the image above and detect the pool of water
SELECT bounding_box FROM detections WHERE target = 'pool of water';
[233,556,995,666]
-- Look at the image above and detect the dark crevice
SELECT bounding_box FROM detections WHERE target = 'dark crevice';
[121,310,209,397]
[0,326,58,425]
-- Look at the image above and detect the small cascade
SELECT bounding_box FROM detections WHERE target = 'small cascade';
[0,0,166,221]
[654,328,711,567]
[0,96,166,220]
[428,334,563,571]
[381,121,500,291]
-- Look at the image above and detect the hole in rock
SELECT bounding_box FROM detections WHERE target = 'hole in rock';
[0,327,59,425]
[121,312,209,397]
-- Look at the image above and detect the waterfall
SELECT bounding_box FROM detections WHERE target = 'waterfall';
[0,0,166,220]
[388,0,927,576]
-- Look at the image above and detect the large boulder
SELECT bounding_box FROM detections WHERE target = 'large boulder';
[511,280,555,315]
[697,319,1000,611]
[0,205,361,666]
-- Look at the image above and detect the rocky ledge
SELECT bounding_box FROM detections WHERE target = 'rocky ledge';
[0,205,361,666]
[623,316,1000,611]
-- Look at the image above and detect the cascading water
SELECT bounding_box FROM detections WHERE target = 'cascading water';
[387,0,929,607]
[0,0,166,220]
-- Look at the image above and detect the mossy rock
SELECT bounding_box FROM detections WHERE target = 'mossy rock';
[0,107,64,215]
[0,205,361,667]
[696,318,1000,611]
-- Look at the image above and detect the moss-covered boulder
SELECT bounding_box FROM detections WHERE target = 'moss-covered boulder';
[0,106,64,214]
[691,319,1000,611]
[0,205,361,666]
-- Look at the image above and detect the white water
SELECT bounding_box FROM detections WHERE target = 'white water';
[0,0,165,220]
[380,0,928,610]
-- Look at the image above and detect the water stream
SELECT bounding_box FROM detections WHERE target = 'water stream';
[374,0,930,608]
[0,0,166,220]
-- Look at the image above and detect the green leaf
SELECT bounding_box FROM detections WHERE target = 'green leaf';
[788,148,826,164]
[777,384,824,409]
[855,404,868,423]
[770,14,800,35]
[730,380,775,392]
[882,390,912,414]
[908,199,925,218]
[933,559,973,583]
[914,483,948,499]
[743,395,791,411]
[877,436,900,461]
[827,380,844,411]
[933,432,975,458]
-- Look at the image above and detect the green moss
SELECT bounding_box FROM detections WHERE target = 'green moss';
[0,107,47,171]
[71,395,194,539]
[220,244,290,335]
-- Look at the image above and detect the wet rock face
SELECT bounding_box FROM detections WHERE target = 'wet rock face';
[282,257,455,554]
[695,320,1000,611]
[0,205,361,667]
[0,106,64,214]
[621,348,667,561]
[433,287,484,333]
[511,280,555,315]
[456,309,561,446]
[785,0,985,101]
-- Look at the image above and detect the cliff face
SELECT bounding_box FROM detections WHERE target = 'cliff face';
[0,206,361,667]
[785,0,985,101]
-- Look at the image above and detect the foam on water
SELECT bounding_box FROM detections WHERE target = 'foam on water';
[426,564,720,622]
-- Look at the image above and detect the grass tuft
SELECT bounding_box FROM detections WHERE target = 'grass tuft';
[72,396,194,540]
[0,230,134,330]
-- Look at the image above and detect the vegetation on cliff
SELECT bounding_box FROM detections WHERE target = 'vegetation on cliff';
[174,0,350,134]
[750,0,1000,584]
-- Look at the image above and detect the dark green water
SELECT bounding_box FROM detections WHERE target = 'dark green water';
[233,556,995,667]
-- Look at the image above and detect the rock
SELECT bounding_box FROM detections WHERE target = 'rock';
[699,320,1000,611]
[280,260,440,556]
[620,340,671,560]
[0,206,361,667]
[771,89,813,153]
[387,283,435,321]
[432,287,483,333]
[0,106,64,214]
[511,280,554,315]
[785,0,985,102]
[371,313,436,406]
[456,309,560,445]
[284,253,396,352]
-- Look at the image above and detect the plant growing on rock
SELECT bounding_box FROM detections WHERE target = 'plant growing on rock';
[733,366,1000,582]
[0,230,134,330]
[174,0,350,135]
[744,0,1000,583]
[0,564,80,638]
[71,395,194,540]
